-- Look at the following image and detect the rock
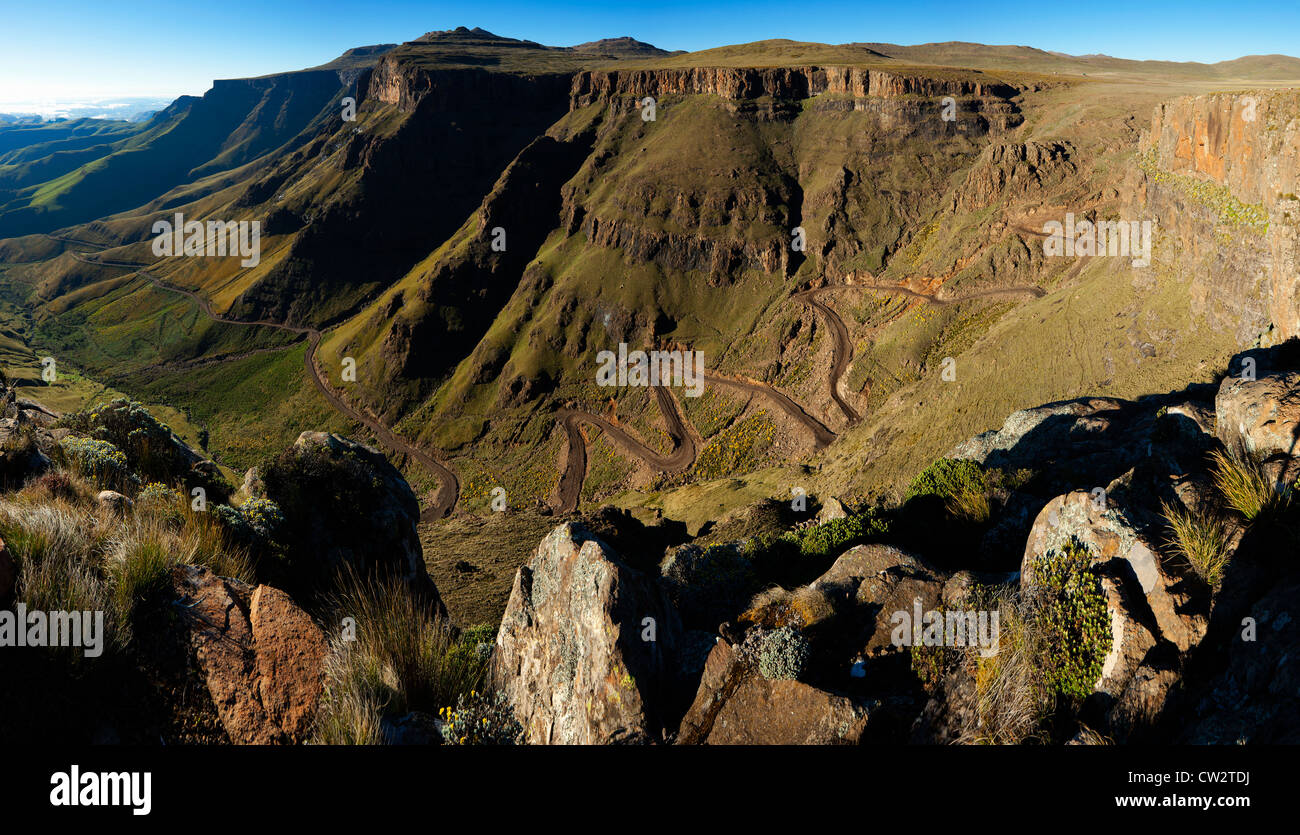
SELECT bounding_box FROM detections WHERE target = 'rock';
[1180,577,1300,743]
[1023,491,1207,654]
[1215,370,1300,457]
[96,490,133,514]
[249,584,328,741]
[816,497,848,523]
[1021,491,1209,706]
[491,523,682,744]
[659,541,757,630]
[263,432,443,611]
[0,537,14,602]
[0,417,52,486]
[809,544,947,656]
[172,565,327,744]
[676,639,869,744]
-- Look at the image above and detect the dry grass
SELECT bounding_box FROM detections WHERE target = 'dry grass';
[1162,500,1232,586]
[739,584,836,629]
[0,467,254,649]
[311,571,490,745]
[960,586,1051,745]
[1209,447,1287,521]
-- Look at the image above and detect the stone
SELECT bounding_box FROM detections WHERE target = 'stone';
[676,639,869,744]
[491,523,682,744]
[172,565,327,744]
[96,490,133,514]
[1215,370,1300,458]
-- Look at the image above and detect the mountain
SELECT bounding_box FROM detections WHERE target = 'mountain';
[0,30,1299,750]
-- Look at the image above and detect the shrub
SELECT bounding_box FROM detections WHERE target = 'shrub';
[906,458,988,502]
[1030,539,1112,700]
[59,436,135,491]
[757,626,811,680]
[778,508,891,561]
[212,498,284,548]
[61,399,187,484]
[1163,501,1232,586]
[1210,447,1287,521]
[439,690,523,745]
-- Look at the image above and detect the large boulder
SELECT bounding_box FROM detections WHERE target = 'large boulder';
[1215,369,1300,458]
[257,432,443,610]
[491,523,683,744]
[676,638,869,744]
[1022,491,1208,654]
[809,543,948,656]
[172,565,327,744]
[1021,491,1210,733]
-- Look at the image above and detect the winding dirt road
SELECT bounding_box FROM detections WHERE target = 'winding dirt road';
[51,237,461,520]
[794,288,861,424]
[552,385,696,514]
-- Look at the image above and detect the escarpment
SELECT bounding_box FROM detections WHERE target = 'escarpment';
[1131,90,1300,343]
[569,66,1018,107]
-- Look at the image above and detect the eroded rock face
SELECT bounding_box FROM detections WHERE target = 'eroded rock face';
[491,523,682,744]
[676,638,868,745]
[172,565,327,744]
[1215,370,1300,457]
[1135,91,1300,342]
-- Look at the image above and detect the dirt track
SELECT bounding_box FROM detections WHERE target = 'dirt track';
[794,288,861,424]
[54,238,460,520]
[552,386,696,514]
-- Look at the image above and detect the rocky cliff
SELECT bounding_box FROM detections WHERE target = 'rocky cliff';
[1132,90,1300,344]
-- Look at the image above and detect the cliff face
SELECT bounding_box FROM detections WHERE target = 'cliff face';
[1133,91,1300,343]
[569,66,1017,106]
[363,57,572,113]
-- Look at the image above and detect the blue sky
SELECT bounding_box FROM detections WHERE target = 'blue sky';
[2,0,1298,103]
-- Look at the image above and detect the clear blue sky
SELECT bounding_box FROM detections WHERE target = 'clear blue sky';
[2,0,1298,101]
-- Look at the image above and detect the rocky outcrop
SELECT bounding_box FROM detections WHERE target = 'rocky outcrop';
[947,140,1076,213]
[491,523,683,744]
[365,59,572,114]
[172,565,327,744]
[257,432,444,611]
[1215,368,1300,457]
[1019,490,1210,740]
[676,637,869,744]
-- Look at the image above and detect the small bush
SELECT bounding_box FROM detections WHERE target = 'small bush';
[778,508,891,561]
[439,690,523,745]
[906,458,988,502]
[1030,540,1112,700]
[757,626,811,680]
[59,437,136,491]
[61,398,188,484]
[1163,501,1232,586]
